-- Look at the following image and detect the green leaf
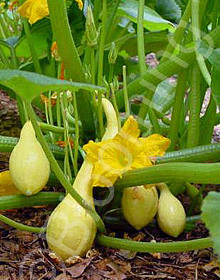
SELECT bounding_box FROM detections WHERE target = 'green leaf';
[210,49,220,107]
[0,19,52,59]
[156,0,182,23]
[119,30,169,57]
[118,0,175,32]
[201,191,220,261]
[16,19,52,59]
[152,79,176,113]
[0,70,105,102]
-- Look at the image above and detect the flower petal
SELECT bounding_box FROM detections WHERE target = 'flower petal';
[130,151,153,170]
[120,115,140,138]
[139,134,171,157]
[18,0,49,24]
[91,162,121,187]
[75,0,83,10]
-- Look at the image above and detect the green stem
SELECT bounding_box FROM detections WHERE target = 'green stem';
[38,122,75,134]
[23,19,42,74]
[97,0,107,86]
[137,89,154,125]
[156,143,220,164]
[137,0,146,73]
[25,101,106,233]
[94,0,102,26]
[47,0,84,80]
[110,84,121,129]
[115,162,220,190]
[97,234,213,253]
[0,45,10,67]
[47,0,95,137]
[0,192,64,210]
[60,96,72,180]
[108,64,114,83]
[91,48,96,85]
[199,95,216,145]
[148,108,161,134]
[10,46,27,125]
[0,135,65,159]
[116,26,220,110]
[105,0,121,37]
[169,70,188,151]
[0,214,45,233]
[56,92,62,128]
[160,0,192,63]
[98,91,104,138]
[123,65,130,118]
[44,101,54,143]
[0,16,7,38]
[191,0,211,86]
[73,91,79,176]
[187,64,201,148]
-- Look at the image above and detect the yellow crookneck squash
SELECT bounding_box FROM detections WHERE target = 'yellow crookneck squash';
[46,98,119,260]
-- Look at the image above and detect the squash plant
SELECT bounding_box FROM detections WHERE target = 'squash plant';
[0,0,220,261]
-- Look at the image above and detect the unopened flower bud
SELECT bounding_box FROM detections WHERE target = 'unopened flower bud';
[85,5,98,47]
[108,42,118,64]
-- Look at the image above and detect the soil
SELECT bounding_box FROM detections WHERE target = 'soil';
[0,89,220,280]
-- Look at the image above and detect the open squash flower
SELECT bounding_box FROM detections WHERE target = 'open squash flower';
[18,0,83,25]
[83,116,170,187]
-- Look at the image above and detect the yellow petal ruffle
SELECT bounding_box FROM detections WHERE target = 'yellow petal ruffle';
[18,0,49,24]
[84,116,170,188]
[18,0,83,24]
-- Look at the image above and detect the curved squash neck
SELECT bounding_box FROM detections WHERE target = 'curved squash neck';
[72,158,94,205]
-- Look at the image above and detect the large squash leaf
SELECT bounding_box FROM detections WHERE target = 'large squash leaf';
[156,0,182,23]
[201,191,220,261]
[0,70,104,102]
[118,0,175,32]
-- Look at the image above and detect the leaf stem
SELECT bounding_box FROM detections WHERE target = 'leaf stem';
[47,0,96,136]
[115,162,220,190]
[191,0,211,86]
[122,65,130,118]
[137,0,146,73]
[38,122,75,134]
[97,234,213,253]
[160,0,192,63]
[0,192,64,210]
[168,70,188,151]
[0,214,46,233]
[116,26,220,110]
[187,64,201,148]
[23,19,42,74]
[97,0,107,86]
[73,91,79,176]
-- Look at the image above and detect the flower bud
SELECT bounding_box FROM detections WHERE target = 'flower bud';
[85,5,98,47]
[108,42,118,64]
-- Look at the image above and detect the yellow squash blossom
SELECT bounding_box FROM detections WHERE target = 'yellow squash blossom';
[18,0,83,25]
[83,116,170,187]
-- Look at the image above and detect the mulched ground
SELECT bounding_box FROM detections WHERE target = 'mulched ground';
[0,204,220,280]
[1,88,220,279]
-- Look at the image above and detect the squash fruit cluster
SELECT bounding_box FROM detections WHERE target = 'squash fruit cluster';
[121,182,186,237]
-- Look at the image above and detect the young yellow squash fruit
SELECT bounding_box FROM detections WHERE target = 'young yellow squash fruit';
[157,183,186,237]
[46,159,97,260]
[0,170,21,196]
[9,121,50,196]
[121,185,158,230]
[46,98,119,260]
